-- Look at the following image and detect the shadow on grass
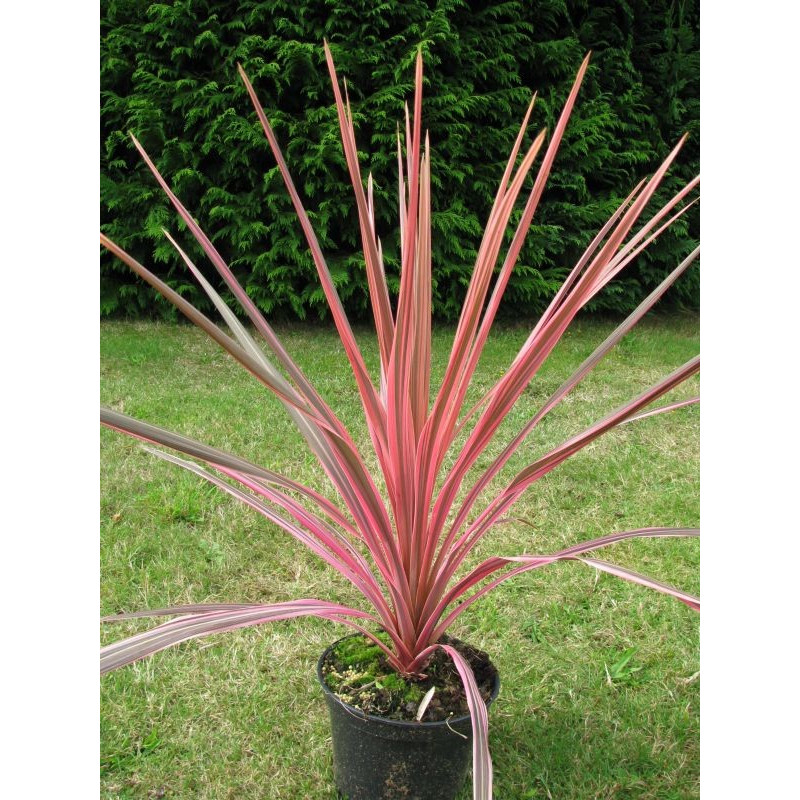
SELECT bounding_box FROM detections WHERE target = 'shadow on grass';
[456,678,698,800]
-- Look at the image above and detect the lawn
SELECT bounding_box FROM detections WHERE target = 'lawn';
[100,314,699,799]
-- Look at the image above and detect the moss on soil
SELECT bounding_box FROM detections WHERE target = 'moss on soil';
[322,633,497,722]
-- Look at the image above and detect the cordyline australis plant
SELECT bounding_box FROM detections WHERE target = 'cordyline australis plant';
[100,44,699,799]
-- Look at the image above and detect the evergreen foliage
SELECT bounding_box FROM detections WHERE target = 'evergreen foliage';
[101,0,699,320]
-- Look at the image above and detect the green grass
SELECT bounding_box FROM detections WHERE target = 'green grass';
[101,314,699,799]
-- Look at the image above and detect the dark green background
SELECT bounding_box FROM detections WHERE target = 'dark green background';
[101,0,699,320]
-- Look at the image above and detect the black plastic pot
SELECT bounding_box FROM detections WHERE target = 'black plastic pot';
[317,635,500,800]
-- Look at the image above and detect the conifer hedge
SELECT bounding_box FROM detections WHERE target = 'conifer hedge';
[101,0,699,320]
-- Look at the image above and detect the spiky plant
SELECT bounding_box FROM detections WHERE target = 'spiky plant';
[100,44,699,799]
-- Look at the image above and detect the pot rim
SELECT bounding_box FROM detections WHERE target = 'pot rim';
[316,633,500,730]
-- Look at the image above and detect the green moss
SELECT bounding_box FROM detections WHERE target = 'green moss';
[331,631,391,664]
[333,634,386,667]
[377,673,424,703]
[327,633,425,706]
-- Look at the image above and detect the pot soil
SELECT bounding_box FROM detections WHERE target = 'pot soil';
[317,634,500,800]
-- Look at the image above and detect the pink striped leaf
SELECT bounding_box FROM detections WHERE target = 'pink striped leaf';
[100,235,335,430]
[413,56,589,524]
[115,164,399,562]
[322,42,394,371]
[505,357,700,495]
[578,558,700,610]
[122,150,395,546]
[621,396,700,425]
[235,65,388,456]
[497,135,688,401]
[410,126,549,597]
[399,643,493,800]
[100,408,351,534]
[384,49,424,588]
[143,447,404,639]
[423,357,700,614]
[160,230,395,546]
[452,178,647,437]
[236,66,413,580]
[143,450,379,594]
[97,237,396,562]
[102,236,402,594]
[440,644,493,800]
[100,601,381,674]
[598,176,700,285]
[102,406,415,641]
[161,229,354,486]
[102,604,257,622]
[423,142,694,569]
[410,135,432,440]
[101,405,409,622]
[440,246,700,546]
[423,528,699,643]
[127,138,338,432]
[590,196,699,301]
[445,54,592,421]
